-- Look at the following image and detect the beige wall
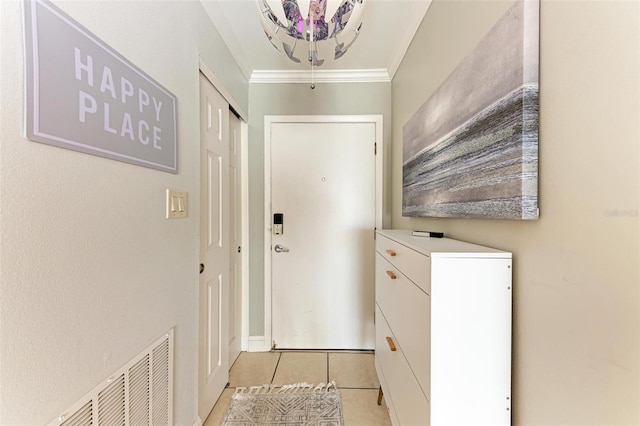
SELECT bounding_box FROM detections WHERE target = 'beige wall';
[247,82,392,335]
[392,1,639,424]
[0,1,247,424]
[2,0,638,423]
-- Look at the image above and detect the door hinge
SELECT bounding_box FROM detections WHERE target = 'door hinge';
[374,227,377,240]
[374,142,377,155]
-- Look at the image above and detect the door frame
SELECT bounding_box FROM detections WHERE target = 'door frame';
[261,115,384,353]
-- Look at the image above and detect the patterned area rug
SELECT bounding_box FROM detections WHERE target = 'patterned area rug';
[222,381,344,426]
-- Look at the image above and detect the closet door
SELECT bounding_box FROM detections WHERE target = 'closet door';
[198,72,229,421]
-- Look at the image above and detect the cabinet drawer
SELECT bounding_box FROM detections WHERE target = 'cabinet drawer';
[376,254,430,398]
[375,305,430,426]
[376,234,431,294]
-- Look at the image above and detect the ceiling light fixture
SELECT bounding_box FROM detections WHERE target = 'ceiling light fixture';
[257,0,366,89]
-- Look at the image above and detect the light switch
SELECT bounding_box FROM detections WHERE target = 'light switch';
[166,189,187,219]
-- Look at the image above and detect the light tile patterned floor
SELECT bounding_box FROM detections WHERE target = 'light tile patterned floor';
[203,351,392,426]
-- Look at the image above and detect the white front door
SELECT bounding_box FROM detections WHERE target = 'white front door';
[269,120,377,350]
[228,110,242,365]
[198,73,229,421]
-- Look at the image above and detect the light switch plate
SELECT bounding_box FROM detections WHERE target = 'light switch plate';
[166,189,187,219]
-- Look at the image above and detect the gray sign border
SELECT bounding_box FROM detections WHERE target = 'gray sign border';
[22,0,178,173]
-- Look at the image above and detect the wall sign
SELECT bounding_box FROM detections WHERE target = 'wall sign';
[23,0,178,173]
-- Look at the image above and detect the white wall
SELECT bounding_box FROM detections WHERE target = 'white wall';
[247,82,392,336]
[392,1,639,424]
[0,1,247,424]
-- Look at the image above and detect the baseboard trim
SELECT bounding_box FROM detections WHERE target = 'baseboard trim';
[248,336,270,352]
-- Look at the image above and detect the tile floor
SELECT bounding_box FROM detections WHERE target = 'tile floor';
[203,351,392,426]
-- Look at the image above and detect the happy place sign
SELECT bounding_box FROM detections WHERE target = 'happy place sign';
[23,0,177,173]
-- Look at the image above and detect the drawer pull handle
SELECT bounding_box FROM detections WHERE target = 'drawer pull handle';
[385,249,397,257]
[385,270,397,280]
[386,337,397,352]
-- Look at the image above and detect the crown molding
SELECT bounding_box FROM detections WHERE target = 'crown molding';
[204,0,432,84]
[387,0,432,80]
[250,69,391,84]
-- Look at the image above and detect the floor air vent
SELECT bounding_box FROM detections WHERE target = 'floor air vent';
[48,329,174,426]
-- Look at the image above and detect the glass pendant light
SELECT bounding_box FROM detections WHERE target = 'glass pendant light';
[257,0,366,88]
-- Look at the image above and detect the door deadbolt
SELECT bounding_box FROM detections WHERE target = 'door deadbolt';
[273,213,283,235]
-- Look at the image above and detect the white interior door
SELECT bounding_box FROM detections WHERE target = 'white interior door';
[270,121,376,350]
[198,73,229,421]
[228,110,242,365]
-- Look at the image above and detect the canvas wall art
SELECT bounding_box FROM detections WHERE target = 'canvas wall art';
[402,0,539,220]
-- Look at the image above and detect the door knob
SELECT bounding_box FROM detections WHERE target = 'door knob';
[274,244,289,253]
[199,263,205,274]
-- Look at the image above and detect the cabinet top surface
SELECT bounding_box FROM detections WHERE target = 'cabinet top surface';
[378,229,512,258]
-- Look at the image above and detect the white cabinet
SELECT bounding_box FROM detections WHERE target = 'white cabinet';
[375,229,512,426]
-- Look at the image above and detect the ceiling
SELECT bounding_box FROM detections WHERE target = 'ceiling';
[200,0,432,83]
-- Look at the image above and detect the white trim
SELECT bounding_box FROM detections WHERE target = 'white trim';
[241,120,250,352]
[387,0,433,80]
[251,69,390,84]
[263,116,273,353]
[192,417,203,426]
[199,58,248,122]
[248,336,269,353]
[263,115,384,351]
